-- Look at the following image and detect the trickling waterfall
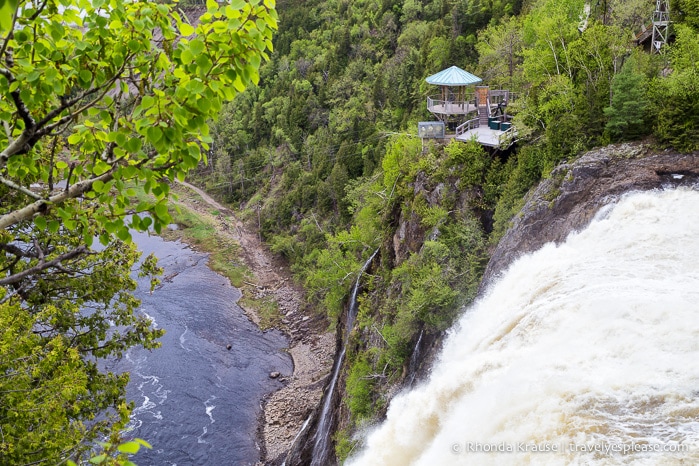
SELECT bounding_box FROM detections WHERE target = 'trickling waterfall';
[349,188,699,466]
[406,330,425,387]
[310,249,379,466]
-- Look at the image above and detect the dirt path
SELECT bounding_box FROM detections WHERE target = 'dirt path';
[174,181,334,464]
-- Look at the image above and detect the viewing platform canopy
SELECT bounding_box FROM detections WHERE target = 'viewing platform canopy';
[421,65,517,150]
[425,66,482,87]
[426,66,482,122]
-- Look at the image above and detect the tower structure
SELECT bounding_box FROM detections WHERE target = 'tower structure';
[651,0,670,53]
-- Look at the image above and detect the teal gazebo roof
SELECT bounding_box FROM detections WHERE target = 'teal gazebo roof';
[425,66,482,86]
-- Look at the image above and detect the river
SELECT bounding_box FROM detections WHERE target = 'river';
[108,230,292,465]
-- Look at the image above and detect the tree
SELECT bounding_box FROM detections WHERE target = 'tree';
[674,0,699,31]
[0,0,276,463]
[569,24,630,136]
[476,16,524,88]
[649,24,699,151]
[604,55,649,140]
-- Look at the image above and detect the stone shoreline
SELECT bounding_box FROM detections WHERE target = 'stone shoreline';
[170,181,335,465]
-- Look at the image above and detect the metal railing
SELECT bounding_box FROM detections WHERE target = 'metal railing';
[488,90,518,107]
[427,95,477,115]
[497,126,517,149]
[455,117,480,137]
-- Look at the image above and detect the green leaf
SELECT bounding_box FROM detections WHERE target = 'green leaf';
[117,441,141,454]
[127,39,141,52]
[197,98,211,112]
[34,215,47,230]
[189,39,205,56]
[79,70,93,83]
[126,137,143,153]
[67,132,82,144]
[0,0,18,32]
[233,76,246,92]
[154,203,168,220]
[147,126,163,144]
[89,454,107,464]
[93,160,111,176]
[180,48,194,65]
[180,22,194,36]
[116,227,132,242]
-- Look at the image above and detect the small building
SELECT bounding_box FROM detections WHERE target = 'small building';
[422,65,517,150]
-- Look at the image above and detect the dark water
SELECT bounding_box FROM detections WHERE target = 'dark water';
[111,231,292,465]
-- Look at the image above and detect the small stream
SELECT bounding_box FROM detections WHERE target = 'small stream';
[108,231,292,465]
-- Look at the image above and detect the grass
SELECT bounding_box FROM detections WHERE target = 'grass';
[161,204,249,288]
[240,293,282,329]
[133,183,284,329]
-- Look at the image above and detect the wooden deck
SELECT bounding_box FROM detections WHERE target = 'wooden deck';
[427,98,477,116]
[454,126,516,149]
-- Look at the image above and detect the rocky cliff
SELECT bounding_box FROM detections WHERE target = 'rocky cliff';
[483,143,699,287]
[283,142,698,465]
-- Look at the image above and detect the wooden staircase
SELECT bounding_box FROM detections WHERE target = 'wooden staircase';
[476,86,490,127]
[636,23,653,45]
[478,104,489,127]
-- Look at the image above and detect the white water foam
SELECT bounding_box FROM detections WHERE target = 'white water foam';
[348,189,699,466]
[142,310,158,329]
[180,325,191,352]
[197,426,208,444]
[205,396,217,424]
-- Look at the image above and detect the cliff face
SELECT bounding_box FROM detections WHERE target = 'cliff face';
[284,142,698,465]
[483,143,699,286]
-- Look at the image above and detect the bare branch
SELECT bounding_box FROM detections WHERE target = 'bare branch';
[0,175,43,200]
[0,129,34,168]
[32,239,44,261]
[0,6,18,60]
[0,245,88,286]
[0,58,37,131]
[0,283,24,304]
[0,168,116,230]
[0,56,130,171]
[2,120,12,144]
[28,0,50,21]
[0,243,38,259]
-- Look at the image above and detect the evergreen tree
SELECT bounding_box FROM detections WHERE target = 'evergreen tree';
[604,56,649,141]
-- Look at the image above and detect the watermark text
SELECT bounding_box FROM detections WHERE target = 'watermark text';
[451,441,691,455]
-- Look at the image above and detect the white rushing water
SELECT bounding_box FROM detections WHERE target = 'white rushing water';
[348,188,699,466]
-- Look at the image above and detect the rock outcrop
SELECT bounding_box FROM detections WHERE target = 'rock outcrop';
[483,143,699,286]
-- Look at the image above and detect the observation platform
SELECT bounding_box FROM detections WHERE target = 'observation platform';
[422,66,517,150]
[454,126,516,148]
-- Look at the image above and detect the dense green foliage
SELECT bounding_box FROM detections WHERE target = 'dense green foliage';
[0,0,276,463]
[190,0,699,461]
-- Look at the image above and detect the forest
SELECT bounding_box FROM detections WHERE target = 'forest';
[187,0,699,459]
[1,0,698,463]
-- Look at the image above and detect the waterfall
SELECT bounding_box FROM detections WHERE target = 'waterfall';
[349,188,699,466]
[406,329,425,387]
[310,248,379,466]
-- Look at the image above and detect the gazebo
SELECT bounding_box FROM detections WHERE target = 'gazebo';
[425,66,482,123]
[421,65,517,150]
